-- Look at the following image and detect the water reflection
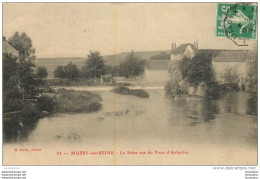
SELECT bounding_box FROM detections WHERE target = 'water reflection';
[167,92,257,146]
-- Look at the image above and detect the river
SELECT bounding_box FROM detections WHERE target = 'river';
[3,89,257,165]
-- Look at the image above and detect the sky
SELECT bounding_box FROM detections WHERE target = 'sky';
[3,3,256,58]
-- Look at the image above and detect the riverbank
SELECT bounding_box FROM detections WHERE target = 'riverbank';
[3,88,103,143]
[51,85,164,91]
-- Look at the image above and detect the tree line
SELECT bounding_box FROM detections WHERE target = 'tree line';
[54,51,145,80]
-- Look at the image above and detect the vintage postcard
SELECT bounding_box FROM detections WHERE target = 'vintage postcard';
[2,2,258,166]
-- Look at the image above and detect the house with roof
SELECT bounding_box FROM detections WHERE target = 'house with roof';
[212,50,252,84]
[3,37,19,57]
[144,42,198,85]
[170,41,198,61]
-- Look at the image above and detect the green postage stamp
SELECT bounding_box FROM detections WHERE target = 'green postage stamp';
[216,3,257,40]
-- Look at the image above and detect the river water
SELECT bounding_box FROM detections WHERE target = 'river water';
[3,89,257,165]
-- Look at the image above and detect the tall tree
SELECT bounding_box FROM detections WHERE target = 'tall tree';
[54,62,80,80]
[8,32,37,99]
[36,66,48,86]
[63,62,80,80]
[81,51,106,81]
[36,66,48,79]
[119,51,145,77]
[54,66,65,79]
[3,53,22,112]
[179,51,215,86]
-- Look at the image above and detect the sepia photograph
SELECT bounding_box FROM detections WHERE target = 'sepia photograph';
[2,2,258,167]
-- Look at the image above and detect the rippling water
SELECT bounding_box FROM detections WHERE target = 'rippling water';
[3,90,257,165]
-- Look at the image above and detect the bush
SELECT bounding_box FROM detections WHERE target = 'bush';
[218,83,239,92]
[36,95,56,113]
[179,51,215,86]
[118,51,145,77]
[54,62,80,80]
[3,102,41,142]
[164,81,181,97]
[112,86,149,98]
[113,86,130,94]
[20,102,41,122]
[206,82,220,99]
[131,89,149,98]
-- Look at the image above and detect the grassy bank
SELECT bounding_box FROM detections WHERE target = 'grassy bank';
[53,89,102,113]
[112,86,149,98]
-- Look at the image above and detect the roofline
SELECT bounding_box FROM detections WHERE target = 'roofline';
[3,39,20,52]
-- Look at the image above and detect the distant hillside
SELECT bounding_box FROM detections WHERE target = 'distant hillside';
[104,50,171,66]
[35,50,171,78]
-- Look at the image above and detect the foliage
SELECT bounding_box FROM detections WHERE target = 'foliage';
[54,62,80,80]
[9,32,38,98]
[166,51,219,98]
[168,61,183,83]
[206,81,220,99]
[221,67,239,83]
[36,66,48,86]
[164,81,179,97]
[149,52,170,60]
[8,32,35,60]
[36,66,48,79]
[20,102,41,122]
[64,62,80,80]
[3,53,19,86]
[3,102,40,142]
[247,59,257,93]
[3,53,23,112]
[112,86,149,98]
[165,61,184,97]
[81,51,106,79]
[118,51,145,77]
[54,66,65,79]
[36,95,56,113]
[179,51,215,86]
[179,58,191,80]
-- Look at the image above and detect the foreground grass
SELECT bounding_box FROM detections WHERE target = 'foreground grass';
[53,89,102,113]
[112,86,149,98]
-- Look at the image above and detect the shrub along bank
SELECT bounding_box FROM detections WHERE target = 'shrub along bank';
[112,86,149,98]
